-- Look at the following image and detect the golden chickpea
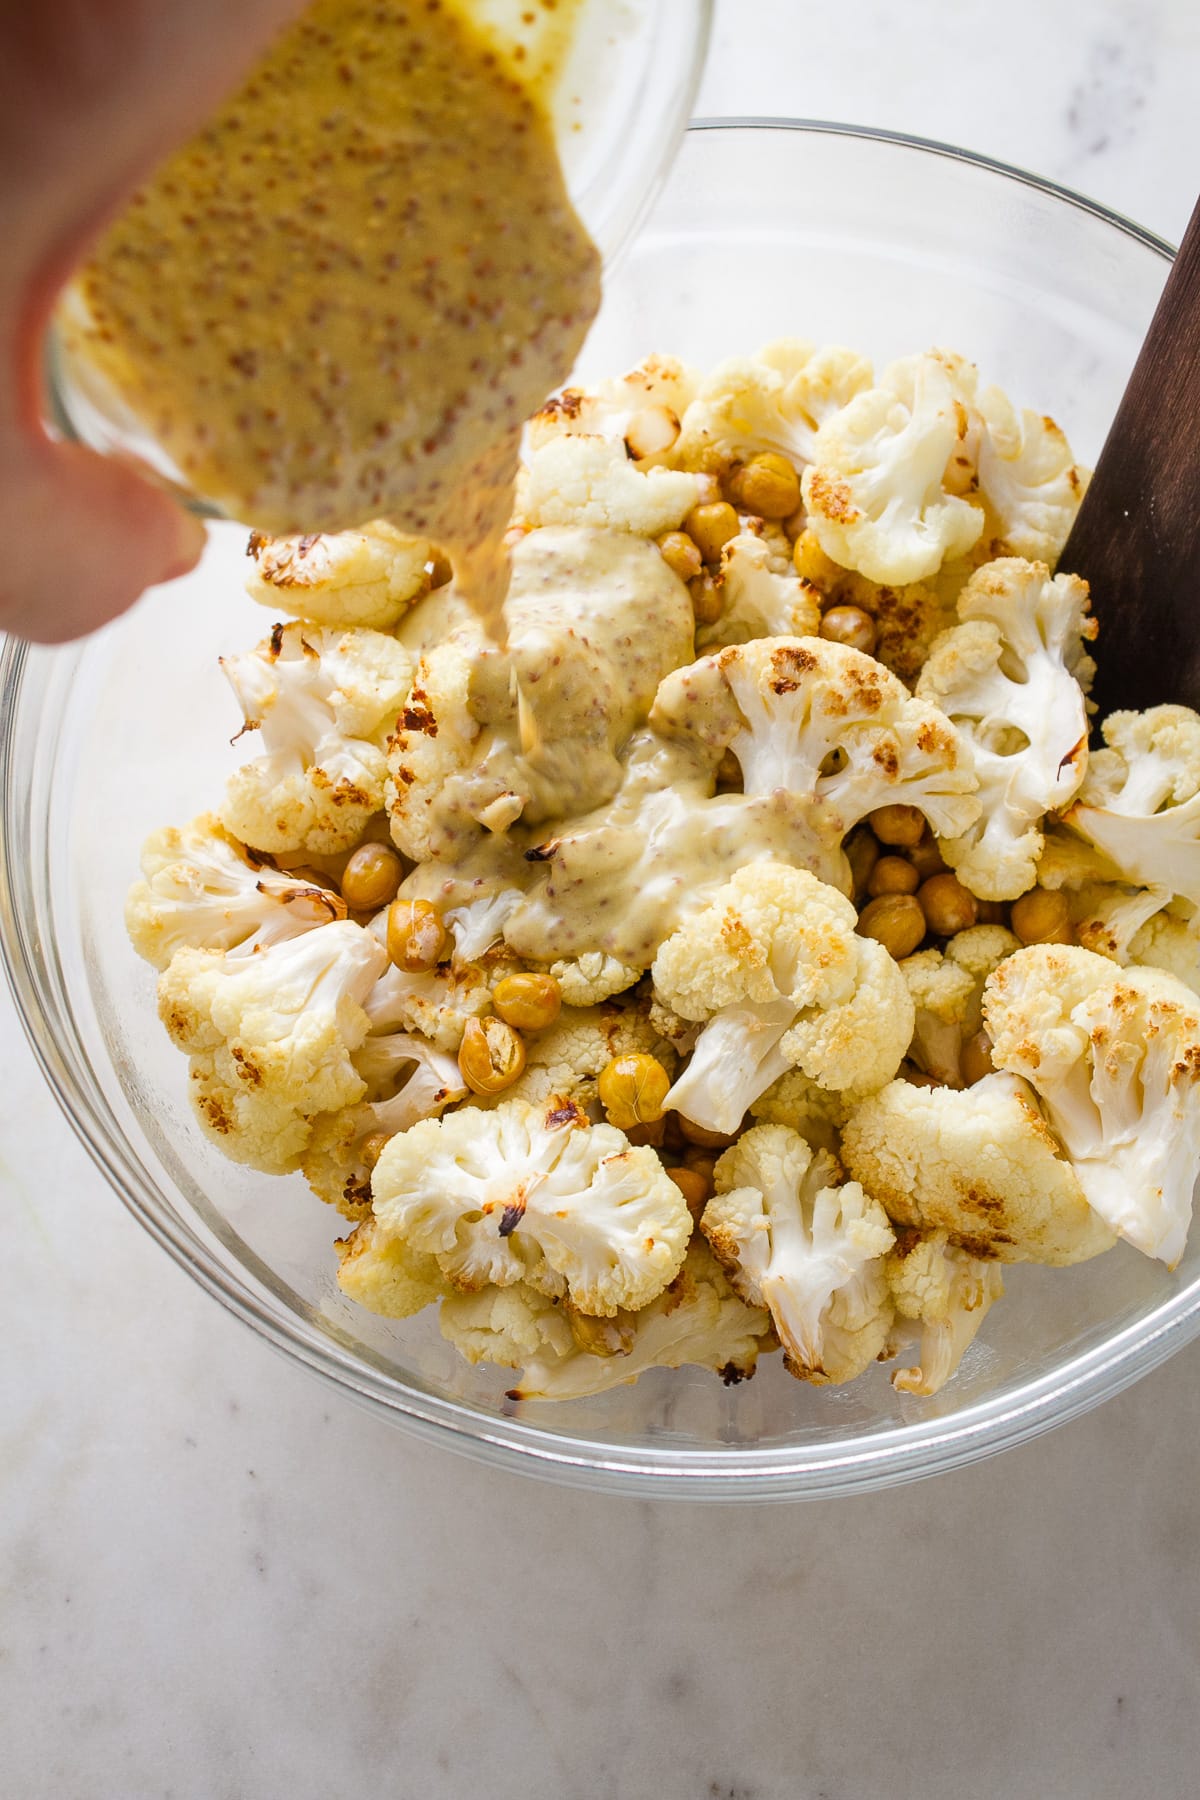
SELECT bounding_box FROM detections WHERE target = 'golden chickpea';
[728,452,801,520]
[868,803,927,848]
[492,972,561,1033]
[844,826,880,903]
[792,527,841,587]
[782,505,807,542]
[908,832,949,881]
[677,1116,740,1150]
[668,1165,712,1222]
[973,899,1008,926]
[340,842,403,913]
[1010,888,1073,946]
[688,572,725,625]
[598,1054,671,1130]
[624,1119,667,1149]
[457,1017,526,1095]
[386,897,446,972]
[681,1149,718,1183]
[868,855,920,898]
[359,1131,391,1170]
[624,404,680,461]
[857,894,927,959]
[961,1030,995,1087]
[819,604,877,657]
[656,529,703,583]
[684,500,740,564]
[918,872,978,937]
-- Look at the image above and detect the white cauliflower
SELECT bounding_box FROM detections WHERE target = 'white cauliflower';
[549,953,643,1007]
[650,636,980,890]
[654,863,914,1134]
[984,945,1200,1266]
[1062,706,1200,909]
[694,530,823,652]
[439,1281,577,1368]
[525,356,700,461]
[1128,911,1200,996]
[975,387,1088,565]
[369,1097,691,1316]
[702,1124,895,1384]
[801,351,985,585]
[220,620,413,854]
[514,433,706,534]
[125,813,347,969]
[334,1216,447,1319]
[916,558,1095,898]
[499,1240,773,1400]
[361,949,497,1054]
[443,889,525,963]
[749,1068,851,1157]
[386,527,694,861]
[841,1069,1115,1265]
[158,921,387,1173]
[245,521,434,631]
[673,341,873,476]
[886,1228,1005,1396]
[900,924,1020,1087]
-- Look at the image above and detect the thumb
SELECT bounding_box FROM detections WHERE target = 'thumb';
[0,435,207,644]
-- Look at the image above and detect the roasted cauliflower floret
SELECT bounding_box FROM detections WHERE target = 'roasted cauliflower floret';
[984,945,1200,1265]
[792,529,960,685]
[549,952,643,1007]
[841,1069,1115,1265]
[334,1216,448,1319]
[900,924,1020,1087]
[801,351,985,586]
[158,921,387,1173]
[916,558,1095,899]
[695,530,823,652]
[886,1228,1005,1396]
[673,341,873,477]
[525,356,700,460]
[369,1097,691,1316]
[125,813,347,969]
[653,862,914,1134]
[514,433,706,534]
[245,521,434,631]
[219,619,413,854]
[468,1001,678,1112]
[975,388,1088,565]
[1062,705,1200,910]
[651,636,979,891]
[703,1124,895,1384]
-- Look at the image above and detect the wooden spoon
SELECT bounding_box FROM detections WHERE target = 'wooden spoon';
[1058,194,1200,718]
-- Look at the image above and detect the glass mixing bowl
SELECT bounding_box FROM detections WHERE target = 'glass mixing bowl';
[2,123,1193,1499]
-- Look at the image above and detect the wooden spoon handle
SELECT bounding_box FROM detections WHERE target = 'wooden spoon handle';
[1058,194,1200,719]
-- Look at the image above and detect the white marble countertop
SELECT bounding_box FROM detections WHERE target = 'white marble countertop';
[5,4,1200,1795]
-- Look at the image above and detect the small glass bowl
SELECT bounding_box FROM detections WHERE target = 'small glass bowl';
[44,0,713,516]
[4,123,1195,1499]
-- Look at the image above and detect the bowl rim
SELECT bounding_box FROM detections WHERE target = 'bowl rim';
[2,118,1190,1500]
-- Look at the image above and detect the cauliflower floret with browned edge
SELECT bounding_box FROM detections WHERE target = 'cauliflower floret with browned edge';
[975,387,1088,565]
[900,924,1020,1087]
[334,1215,448,1319]
[841,1069,1115,1265]
[916,558,1095,899]
[653,862,914,1135]
[650,636,980,892]
[1128,911,1200,997]
[792,529,961,686]
[703,1124,895,1384]
[695,531,823,652]
[886,1227,1005,1396]
[158,921,387,1173]
[125,813,347,970]
[801,351,985,586]
[749,1068,851,1158]
[514,433,707,535]
[525,356,700,464]
[673,341,874,478]
[1062,705,1200,910]
[549,952,643,1007]
[369,1097,691,1317]
[386,527,694,862]
[245,521,434,631]
[984,945,1200,1265]
[220,620,413,854]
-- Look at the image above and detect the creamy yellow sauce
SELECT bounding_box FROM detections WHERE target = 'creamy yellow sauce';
[61,0,601,626]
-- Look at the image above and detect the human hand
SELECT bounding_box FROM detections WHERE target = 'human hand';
[0,1,306,643]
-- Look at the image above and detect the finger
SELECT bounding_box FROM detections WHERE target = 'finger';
[0,437,207,644]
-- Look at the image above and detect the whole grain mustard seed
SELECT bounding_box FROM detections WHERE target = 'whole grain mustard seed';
[62,0,600,633]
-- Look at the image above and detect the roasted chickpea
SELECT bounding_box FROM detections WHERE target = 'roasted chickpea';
[457,1017,526,1095]
[624,1119,667,1148]
[668,1165,712,1222]
[844,826,881,903]
[624,404,680,461]
[974,899,1010,926]
[727,451,801,520]
[857,893,926,959]
[598,1054,671,1130]
[492,972,561,1033]
[867,855,920,898]
[961,1030,995,1086]
[819,604,877,657]
[386,897,446,971]
[684,500,739,564]
[656,529,703,583]
[681,1149,718,1184]
[688,572,725,625]
[908,832,949,881]
[677,1116,740,1149]
[340,842,403,912]
[1010,887,1073,946]
[868,804,927,848]
[918,872,978,937]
